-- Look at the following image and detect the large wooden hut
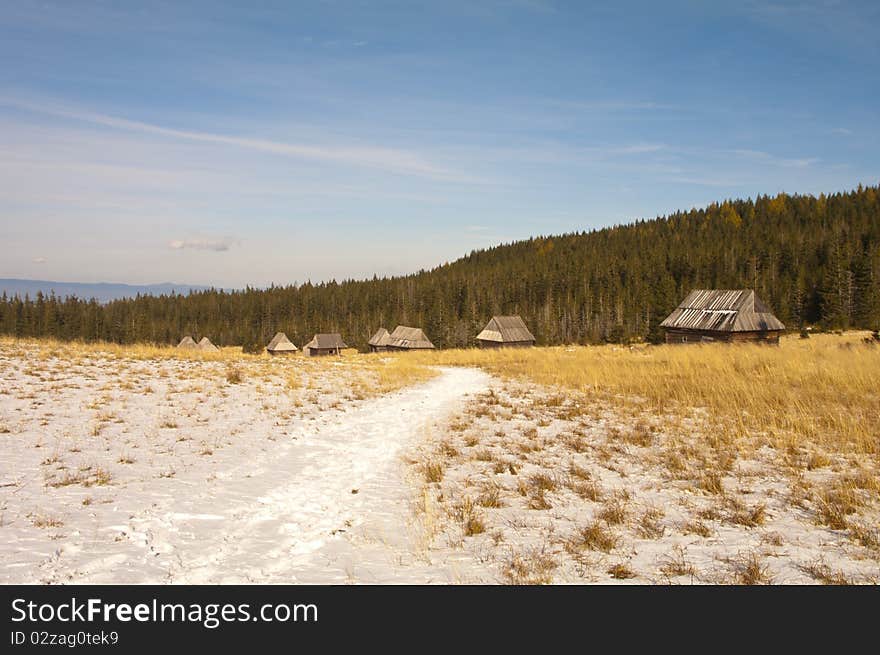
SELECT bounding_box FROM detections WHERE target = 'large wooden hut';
[368,328,392,352]
[176,336,198,349]
[302,333,347,356]
[660,289,785,344]
[476,315,536,348]
[266,332,298,355]
[386,325,435,351]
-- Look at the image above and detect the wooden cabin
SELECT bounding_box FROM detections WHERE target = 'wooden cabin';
[266,332,298,355]
[386,325,435,351]
[368,328,392,352]
[476,315,536,348]
[303,333,347,356]
[176,336,198,349]
[660,290,785,344]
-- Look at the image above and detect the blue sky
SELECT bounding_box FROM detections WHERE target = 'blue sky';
[1,0,878,287]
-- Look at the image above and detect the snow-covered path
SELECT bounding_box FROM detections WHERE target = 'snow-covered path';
[48,366,489,584]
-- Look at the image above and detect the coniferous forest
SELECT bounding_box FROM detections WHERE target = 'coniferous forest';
[2,185,878,350]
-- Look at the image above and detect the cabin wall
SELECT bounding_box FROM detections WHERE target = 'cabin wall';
[477,340,535,349]
[664,329,781,345]
[307,348,340,357]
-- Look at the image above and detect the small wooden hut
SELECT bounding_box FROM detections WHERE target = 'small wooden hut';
[176,336,198,349]
[197,336,219,352]
[266,332,298,355]
[476,315,535,348]
[368,328,392,353]
[303,333,347,356]
[660,289,785,344]
[386,325,435,351]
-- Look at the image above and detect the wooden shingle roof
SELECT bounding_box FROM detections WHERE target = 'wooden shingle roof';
[304,333,348,350]
[368,328,392,347]
[267,332,298,352]
[197,336,219,351]
[476,315,536,343]
[387,325,435,349]
[660,290,785,332]
[176,336,198,349]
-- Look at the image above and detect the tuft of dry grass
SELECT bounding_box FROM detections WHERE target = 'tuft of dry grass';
[424,460,444,484]
[637,506,665,539]
[529,473,557,492]
[847,521,879,550]
[659,545,696,579]
[607,562,636,579]
[682,519,714,538]
[451,497,486,537]
[225,367,244,384]
[597,498,628,525]
[728,500,767,528]
[623,421,655,447]
[800,559,853,585]
[30,514,64,528]
[699,471,725,495]
[502,549,558,585]
[526,487,552,510]
[48,466,112,488]
[731,551,772,585]
[572,521,618,553]
[477,483,504,508]
[572,480,603,502]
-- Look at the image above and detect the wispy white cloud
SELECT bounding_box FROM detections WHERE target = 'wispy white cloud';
[831,127,852,136]
[32,257,47,263]
[546,99,676,112]
[0,95,469,181]
[169,237,240,252]
[731,149,819,168]
[610,143,667,155]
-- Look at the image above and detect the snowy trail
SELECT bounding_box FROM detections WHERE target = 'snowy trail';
[64,366,489,584]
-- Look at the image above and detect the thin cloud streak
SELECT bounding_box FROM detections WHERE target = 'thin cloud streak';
[731,148,819,168]
[0,96,470,181]
[169,237,240,252]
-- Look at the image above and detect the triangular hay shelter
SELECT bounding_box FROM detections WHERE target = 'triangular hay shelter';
[197,336,220,352]
[476,315,535,348]
[386,325,435,350]
[303,333,347,356]
[368,328,392,352]
[266,332,298,355]
[660,289,785,344]
[176,336,198,349]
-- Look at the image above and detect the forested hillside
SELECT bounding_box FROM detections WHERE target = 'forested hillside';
[2,185,878,349]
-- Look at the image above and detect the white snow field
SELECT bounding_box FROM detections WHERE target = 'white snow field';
[0,343,491,583]
[3,340,877,584]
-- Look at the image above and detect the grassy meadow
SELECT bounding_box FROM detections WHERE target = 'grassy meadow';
[2,332,877,583]
[409,332,879,457]
[400,332,880,582]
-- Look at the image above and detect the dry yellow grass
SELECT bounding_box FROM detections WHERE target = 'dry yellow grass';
[0,337,439,399]
[410,332,880,457]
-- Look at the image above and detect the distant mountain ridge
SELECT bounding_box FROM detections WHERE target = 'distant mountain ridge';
[0,279,218,303]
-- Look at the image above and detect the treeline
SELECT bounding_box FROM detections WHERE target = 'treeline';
[2,185,878,349]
